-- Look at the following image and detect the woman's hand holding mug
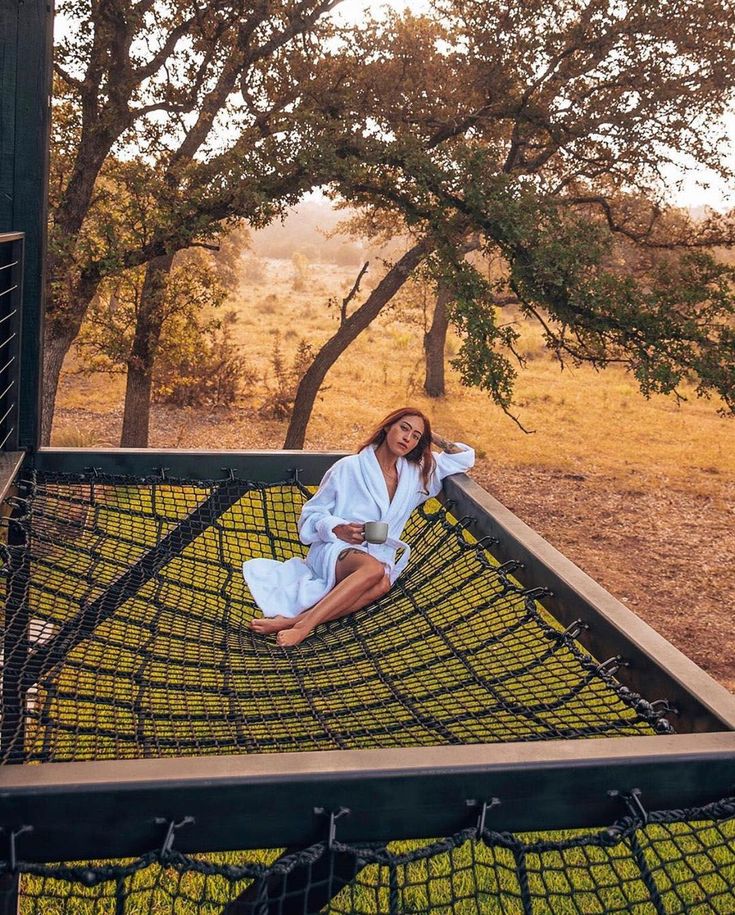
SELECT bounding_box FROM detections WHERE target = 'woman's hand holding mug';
[332,522,389,545]
[333,522,366,544]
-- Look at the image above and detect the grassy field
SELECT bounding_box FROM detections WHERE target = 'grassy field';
[55,255,734,486]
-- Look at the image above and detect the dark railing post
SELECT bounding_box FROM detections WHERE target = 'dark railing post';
[0,0,54,451]
[0,497,31,764]
[0,233,24,451]
[0,872,20,915]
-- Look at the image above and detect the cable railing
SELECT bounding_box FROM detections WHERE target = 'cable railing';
[0,232,23,451]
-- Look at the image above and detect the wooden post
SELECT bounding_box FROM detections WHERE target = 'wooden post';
[0,0,54,450]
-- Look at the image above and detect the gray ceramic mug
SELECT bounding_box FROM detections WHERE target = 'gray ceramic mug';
[364,521,389,544]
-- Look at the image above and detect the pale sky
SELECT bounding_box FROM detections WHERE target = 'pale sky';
[335,0,431,20]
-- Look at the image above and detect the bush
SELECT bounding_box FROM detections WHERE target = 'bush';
[259,333,313,419]
[291,252,311,292]
[154,310,256,407]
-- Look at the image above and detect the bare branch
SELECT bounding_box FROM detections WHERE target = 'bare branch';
[427,101,495,148]
[135,100,192,116]
[133,15,201,83]
[497,400,535,435]
[340,261,369,324]
[54,62,83,89]
[188,241,220,251]
[245,0,343,71]
[561,196,735,248]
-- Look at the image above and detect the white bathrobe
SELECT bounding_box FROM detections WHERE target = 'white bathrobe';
[242,442,475,619]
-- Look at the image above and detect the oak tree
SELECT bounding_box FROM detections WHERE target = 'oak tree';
[47,0,342,444]
[327,0,735,422]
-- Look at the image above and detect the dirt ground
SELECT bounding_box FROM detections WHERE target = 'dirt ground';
[472,462,735,694]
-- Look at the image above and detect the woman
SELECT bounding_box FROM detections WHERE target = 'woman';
[243,407,474,646]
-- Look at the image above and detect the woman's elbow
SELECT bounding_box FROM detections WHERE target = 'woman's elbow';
[297,519,313,545]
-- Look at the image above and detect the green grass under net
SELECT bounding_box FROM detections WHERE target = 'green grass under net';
[11,799,735,914]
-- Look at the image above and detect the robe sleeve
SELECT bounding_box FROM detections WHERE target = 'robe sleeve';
[425,442,475,500]
[298,464,351,546]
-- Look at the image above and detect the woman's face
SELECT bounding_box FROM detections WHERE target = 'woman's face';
[384,414,425,458]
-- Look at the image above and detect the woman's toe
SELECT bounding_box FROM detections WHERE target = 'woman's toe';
[277,628,304,647]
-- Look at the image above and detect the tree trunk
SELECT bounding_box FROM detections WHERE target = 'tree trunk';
[284,240,433,449]
[423,282,452,398]
[40,326,75,446]
[41,281,97,445]
[120,254,175,448]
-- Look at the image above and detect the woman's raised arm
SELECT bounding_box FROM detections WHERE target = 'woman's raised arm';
[425,435,475,500]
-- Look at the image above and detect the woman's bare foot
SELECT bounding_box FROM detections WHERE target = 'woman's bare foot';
[249,615,295,635]
[276,625,312,647]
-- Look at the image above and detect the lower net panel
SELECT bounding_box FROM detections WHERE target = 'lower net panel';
[8,796,735,914]
[1,470,674,765]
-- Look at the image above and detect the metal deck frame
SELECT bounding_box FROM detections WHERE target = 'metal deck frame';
[1,447,734,864]
[1,0,733,892]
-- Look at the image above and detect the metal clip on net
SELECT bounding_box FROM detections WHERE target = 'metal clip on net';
[153,816,195,857]
[608,788,649,826]
[465,797,501,840]
[314,807,351,851]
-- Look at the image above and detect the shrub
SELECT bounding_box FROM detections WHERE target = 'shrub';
[291,252,311,292]
[154,310,256,407]
[259,334,314,419]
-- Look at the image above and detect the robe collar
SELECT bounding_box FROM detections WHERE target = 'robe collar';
[360,444,408,520]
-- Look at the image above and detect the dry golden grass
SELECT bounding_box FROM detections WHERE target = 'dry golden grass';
[222,258,735,491]
[56,255,734,493]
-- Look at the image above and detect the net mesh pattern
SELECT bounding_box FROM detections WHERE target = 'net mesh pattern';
[1,469,672,766]
[5,796,735,914]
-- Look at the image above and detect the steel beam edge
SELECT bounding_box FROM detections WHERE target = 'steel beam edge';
[33,448,349,484]
[443,473,735,734]
[0,451,23,504]
[1,732,735,863]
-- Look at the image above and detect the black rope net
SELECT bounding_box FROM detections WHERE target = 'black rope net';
[1,469,673,766]
[3,469,734,912]
[5,796,735,913]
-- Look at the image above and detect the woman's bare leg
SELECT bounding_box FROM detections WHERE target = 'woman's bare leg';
[250,553,389,640]
[276,552,389,647]
[249,551,376,635]
[250,570,390,635]
[333,571,391,616]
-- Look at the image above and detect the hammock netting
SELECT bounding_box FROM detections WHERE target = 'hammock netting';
[2,468,734,912]
[6,796,735,914]
[2,469,673,764]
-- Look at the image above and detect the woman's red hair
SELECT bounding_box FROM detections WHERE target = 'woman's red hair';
[357,407,435,491]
